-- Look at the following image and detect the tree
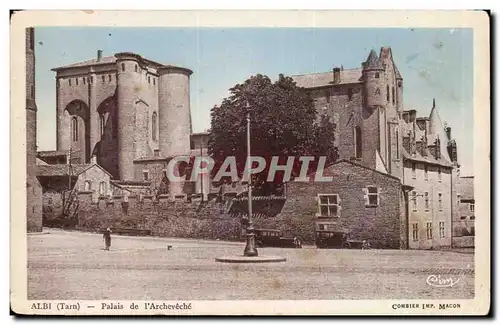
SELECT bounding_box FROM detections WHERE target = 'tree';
[209,74,338,195]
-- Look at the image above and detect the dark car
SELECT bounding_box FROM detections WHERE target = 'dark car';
[315,230,369,249]
[254,228,303,248]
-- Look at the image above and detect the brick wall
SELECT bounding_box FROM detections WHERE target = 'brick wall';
[262,161,404,248]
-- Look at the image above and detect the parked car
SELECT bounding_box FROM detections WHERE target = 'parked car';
[315,230,369,249]
[254,228,303,248]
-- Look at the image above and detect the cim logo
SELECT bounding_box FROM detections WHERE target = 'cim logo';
[426,275,460,288]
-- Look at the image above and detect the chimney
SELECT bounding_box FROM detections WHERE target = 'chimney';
[445,126,451,140]
[97,49,103,62]
[333,67,341,84]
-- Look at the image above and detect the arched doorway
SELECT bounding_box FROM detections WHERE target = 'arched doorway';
[65,100,90,164]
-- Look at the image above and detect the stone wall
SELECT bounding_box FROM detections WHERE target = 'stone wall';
[267,161,404,248]
[74,193,242,241]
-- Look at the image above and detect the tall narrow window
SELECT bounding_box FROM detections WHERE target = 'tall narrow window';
[392,87,395,104]
[439,222,445,238]
[470,203,475,212]
[386,84,390,102]
[395,128,400,159]
[76,78,78,86]
[84,180,91,191]
[69,79,72,86]
[153,78,156,86]
[412,191,417,211]
[108,75,112,82]
[99,181,107,196]
[412,223,418,241]
[426,222,433,239]
[152,112,158,142]
[121,63,125,71]
[102,75,105,83]
[72,117,78,141]
[424,192,430,211]
[355,126,362,159]
[411,162,416,179]
[143,170,149,181]
[424,165,428,180]
[135,64,138,72]
[438,193,443,211]
[347,88,353,101]
[99,115,105,137]
[148,76,151,84]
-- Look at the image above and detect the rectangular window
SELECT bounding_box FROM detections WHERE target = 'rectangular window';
[365,186,379,207]
[412,223,418,241]
[470,203,475,212]
[318,194,340,217]
[438,193,443,211]
[424,165,428,180]
[426,222,432,239]
[411,163,416,179]
[412,191,417,211]
[69,79,72,86]
[438,167,442,181]
[439,221,445,238]
[143,170,149,181]
[424,192,430,211]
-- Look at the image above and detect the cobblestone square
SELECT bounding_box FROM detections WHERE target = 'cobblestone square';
[28,229,474,300]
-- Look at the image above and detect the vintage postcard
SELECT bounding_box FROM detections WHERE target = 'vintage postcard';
[10,10,490,316]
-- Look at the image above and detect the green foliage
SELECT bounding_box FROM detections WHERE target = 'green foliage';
[209,74,338,195]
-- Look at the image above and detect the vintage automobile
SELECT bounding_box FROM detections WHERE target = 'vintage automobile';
[315,230,369,249]
[254,228,303,248]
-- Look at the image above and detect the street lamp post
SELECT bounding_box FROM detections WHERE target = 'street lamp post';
[243,102,258,257]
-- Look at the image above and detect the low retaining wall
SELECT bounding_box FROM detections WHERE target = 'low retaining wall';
[452,236,475,248]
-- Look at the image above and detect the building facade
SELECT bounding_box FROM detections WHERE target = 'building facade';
[26,27,43,232]
[292,47,460,248]
[51,51,193,195]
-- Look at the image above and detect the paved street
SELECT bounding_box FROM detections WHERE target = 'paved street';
[28,229,474,300]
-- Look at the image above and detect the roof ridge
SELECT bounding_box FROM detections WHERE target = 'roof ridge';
[291,68,361,77]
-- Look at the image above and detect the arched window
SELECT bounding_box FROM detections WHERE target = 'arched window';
[84,180,92,191]
[72,116,78,141]
[99,115,105,137]
[386,85,390,102]
[99,181,107,196]
[121,63,125,71]
[152,112,158,142]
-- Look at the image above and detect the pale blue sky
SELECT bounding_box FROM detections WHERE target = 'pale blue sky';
[34,27,473,174]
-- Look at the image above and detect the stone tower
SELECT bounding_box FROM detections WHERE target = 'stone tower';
[26,27,42,232]
[360,49,386,169]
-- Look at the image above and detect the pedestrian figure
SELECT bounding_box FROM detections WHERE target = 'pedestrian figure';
[103,227,112,250]
[121,193,129,215]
